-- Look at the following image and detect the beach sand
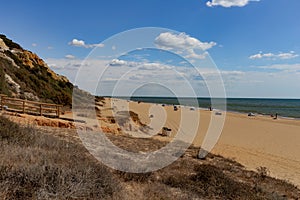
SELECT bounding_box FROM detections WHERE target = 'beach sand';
[102,98,300,187]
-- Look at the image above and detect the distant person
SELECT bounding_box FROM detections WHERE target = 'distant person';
[274,113,278,119]
[209,106,212,111]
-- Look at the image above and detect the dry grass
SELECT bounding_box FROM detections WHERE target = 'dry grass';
[1,115,300,199]
[162,164,260,199]
[0,116,120,199]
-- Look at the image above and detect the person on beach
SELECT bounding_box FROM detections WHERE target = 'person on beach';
[271,113,278,119]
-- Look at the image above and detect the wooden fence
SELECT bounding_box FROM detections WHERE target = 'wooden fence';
[0,94,62,118]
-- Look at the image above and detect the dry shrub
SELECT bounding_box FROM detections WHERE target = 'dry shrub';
[116,171,152,183]
[192,164,252,198]
[256,166,270,179]
[0,116,36,146]
[0,116,121,199]
[142,182,191,200]
[163,164,265,199]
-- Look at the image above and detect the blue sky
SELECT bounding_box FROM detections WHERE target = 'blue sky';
[1,0,300,98]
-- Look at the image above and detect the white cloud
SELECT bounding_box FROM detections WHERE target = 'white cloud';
[69,39,85,47]
[206,0,260,7]
[186,51,209,59]
[256,63,300,72]
[68,38,104,48]
[110,59,145,68]
[65,54,76,59]
[109,59,173,71]
[109,59,130,67]
[249,51,299,60]
[138,62,172,71]
[155,32,216,51]
[277,51,299,59]
[32,43,37,47]
[154,32,216,60]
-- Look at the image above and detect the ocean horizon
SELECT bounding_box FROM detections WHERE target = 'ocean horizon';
[103,96,300,119]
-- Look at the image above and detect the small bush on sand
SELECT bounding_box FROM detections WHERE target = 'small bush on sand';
[256,166,270,179]
[163,164,265,199]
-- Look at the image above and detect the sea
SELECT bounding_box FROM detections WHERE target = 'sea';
[112,97,300,119]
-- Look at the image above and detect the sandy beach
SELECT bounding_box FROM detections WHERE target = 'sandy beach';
[98,98,300,187]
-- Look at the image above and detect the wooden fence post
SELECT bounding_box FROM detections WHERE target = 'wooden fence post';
[22,100,25,113]
[57,106,60,118]
[40,104,42,116]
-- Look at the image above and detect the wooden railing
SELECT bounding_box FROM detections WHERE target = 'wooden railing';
[0,94,62,118]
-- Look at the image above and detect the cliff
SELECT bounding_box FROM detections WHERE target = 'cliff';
[0,34,73,105]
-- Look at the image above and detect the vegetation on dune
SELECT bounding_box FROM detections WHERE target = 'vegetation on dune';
[0,34,75,106]
[163,164,259,199]
[0,115,299,199]
[0,50,73,105]
[0,66,11,95]
[0,116,120,199]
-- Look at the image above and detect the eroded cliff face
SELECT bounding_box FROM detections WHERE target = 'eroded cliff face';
[0,34,73,105]
[14,50,69,82]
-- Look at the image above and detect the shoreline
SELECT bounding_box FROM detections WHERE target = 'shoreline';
[106,96,300,120]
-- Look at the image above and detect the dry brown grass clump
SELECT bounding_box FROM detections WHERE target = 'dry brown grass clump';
[0,116,120,199]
